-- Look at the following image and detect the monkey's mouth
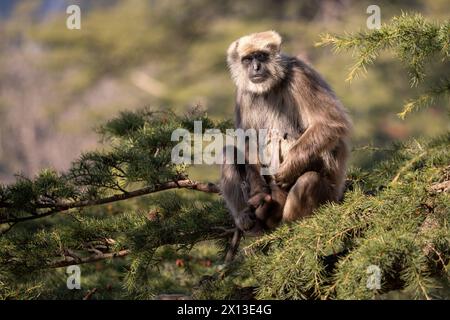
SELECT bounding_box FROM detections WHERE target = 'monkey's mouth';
[250,75,267,83]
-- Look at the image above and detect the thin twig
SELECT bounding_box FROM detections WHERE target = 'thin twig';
[49,249,130,268]
[391,152,427,184]
[83,288,97,300]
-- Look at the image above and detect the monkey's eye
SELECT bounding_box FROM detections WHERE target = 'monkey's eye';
[241,57,252,64]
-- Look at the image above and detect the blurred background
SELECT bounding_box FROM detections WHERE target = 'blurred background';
[0,0,449,183]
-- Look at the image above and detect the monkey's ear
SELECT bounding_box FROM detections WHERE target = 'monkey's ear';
[264,30,282,53]
[226,40,240,64]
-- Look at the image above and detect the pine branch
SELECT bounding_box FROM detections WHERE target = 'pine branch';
[317,13,449,84]
[0,179,219,224]
[398,78,450,119]
[49,249,130,268]
[47,225,237,269]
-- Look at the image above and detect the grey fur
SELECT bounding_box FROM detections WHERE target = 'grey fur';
[222,32,351,232]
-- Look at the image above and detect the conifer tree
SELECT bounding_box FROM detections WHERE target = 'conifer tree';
[0,13,448,299]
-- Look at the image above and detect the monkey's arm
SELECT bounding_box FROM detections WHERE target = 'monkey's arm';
[274,103,350,186]
[245,164,271,202]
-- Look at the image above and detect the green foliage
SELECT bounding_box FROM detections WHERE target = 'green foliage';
[197,13,450,300]
[317,13,449,85]
[0,192,231,298]
[0,106,233,299]
[0,108,229,223]
[0,8,449,300]
[399,79,450,119]
[201,134,450,300]
[318,13,450,118]
[2,1,449,181]
[123,194,232,298]
[1,120,449,300]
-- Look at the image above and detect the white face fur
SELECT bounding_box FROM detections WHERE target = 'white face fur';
[227,31,287,94]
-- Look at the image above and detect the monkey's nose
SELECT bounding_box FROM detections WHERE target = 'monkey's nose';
[253,61,261,71]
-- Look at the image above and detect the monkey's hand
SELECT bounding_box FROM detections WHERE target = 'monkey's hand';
[235,207,257,231]
[247,192,272,221]
[248,192,272,208]
[274,160,298,188]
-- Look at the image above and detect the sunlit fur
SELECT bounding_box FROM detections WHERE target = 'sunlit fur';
[222,31,352,233]
[227,31,287,94]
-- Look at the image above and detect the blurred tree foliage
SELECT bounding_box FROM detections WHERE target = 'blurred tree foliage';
[0,1,449,299]
[0,0,449,180]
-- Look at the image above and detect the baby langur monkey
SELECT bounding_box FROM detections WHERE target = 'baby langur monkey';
[244,168,287,231]
[241,132,287,233]
[221,31,351,234]
[223,144,287,234]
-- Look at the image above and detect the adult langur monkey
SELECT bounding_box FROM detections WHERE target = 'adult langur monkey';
[221,31,351,234]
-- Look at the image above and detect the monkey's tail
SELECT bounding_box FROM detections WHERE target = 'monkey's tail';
[224,228,243,263]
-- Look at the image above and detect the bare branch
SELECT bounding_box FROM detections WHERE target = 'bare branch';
[38,179,220,209]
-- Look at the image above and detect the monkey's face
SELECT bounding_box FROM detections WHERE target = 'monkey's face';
[227,31,287,94]
[241,51,271,84]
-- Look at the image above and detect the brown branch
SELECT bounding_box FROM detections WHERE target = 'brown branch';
[38,180,220,209]
[48,228,233,269]
[1,180,220,224]
[47,224,236,269]
[1,208,61,225]
[49,249,130,269]
[83,288,98,300]
[428,180,450,193]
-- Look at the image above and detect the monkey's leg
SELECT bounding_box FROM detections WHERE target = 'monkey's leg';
[282,171,334,221]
